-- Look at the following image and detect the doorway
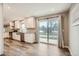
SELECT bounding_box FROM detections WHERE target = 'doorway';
[38,17,59,45]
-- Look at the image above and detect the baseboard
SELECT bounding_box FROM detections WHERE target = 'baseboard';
[63,46,72,56]
[4,37,10,39]
[68,47,73,56]
[0,54,5,56]
[63,46,69,48]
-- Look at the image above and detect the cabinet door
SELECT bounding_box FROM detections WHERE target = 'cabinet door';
[4,32,9,38]
[24,33,35,43]
[10,22,14,29]
[13,32,20,41]
[25,17,35,28]
[15,21,20,29]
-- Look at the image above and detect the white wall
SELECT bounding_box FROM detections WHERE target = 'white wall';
[0,4,4,55]
[69,4,79,56]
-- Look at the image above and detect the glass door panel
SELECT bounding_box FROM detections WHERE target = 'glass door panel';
[48,18,59,45]
[38,20,48,43]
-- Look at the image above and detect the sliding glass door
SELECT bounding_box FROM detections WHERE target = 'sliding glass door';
[38,17,59,45]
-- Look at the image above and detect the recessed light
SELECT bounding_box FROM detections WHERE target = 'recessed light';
[7,6,11,10]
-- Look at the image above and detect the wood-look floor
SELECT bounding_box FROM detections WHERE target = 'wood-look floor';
[4,39,70,56]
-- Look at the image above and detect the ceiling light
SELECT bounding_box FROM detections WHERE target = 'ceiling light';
[7,6,11,10]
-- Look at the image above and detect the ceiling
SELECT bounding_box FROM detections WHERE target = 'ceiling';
[3,3,72,22]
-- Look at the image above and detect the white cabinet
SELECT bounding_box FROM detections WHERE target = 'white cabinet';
[13,32,20,41]
[15,21,20,29]
[25,17,35,28]
[24,33,35,43]
[4,32,9,38]
[9,21,14,29]
[24,17,36,43]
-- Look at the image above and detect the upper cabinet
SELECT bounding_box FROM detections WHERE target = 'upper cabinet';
[15,20,21,30]
[25,17,35,28]
[9,21,15,29]
[9,17,36,31]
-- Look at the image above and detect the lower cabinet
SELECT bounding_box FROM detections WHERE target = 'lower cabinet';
[4,32,9,38]
[24,33,35,43]
[13,32,20,41]
[12,32,35,43]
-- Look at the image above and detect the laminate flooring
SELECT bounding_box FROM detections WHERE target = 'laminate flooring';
[4,39,70,56]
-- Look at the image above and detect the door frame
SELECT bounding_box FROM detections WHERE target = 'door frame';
[36,15,61,45]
